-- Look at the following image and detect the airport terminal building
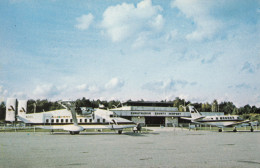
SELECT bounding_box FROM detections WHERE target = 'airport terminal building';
[111,101,224,127]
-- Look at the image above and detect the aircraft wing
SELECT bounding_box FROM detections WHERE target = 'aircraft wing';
[181,116,205,121]
[80,124,136,130]
[225,119,251,127]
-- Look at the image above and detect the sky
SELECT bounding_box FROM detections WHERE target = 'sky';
[0,0,260,107]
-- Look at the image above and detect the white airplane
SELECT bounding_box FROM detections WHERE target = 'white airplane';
[5,98,137,135]
[183,106,258,132]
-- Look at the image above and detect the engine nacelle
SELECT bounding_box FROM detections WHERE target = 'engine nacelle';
[63,125,84,132]
[5,98,17,122]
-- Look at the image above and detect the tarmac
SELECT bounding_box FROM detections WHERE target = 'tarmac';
[1,127,260,168]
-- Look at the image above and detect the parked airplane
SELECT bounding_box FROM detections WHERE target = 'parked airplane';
[5,98,137,135]
[183,106,258,132]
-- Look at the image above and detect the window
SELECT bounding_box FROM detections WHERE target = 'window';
[65,119,68,123]
[70,119,73,123]
[85,119,87,123]
[51,119,54,123]
[61,119,64,123]
[97,119,100,123]
[216,117,218,120]
[46,119,49,123]
[56,119,59,123]
[89,119,92,123]
[80,119,82,123]
[103,119,106,123]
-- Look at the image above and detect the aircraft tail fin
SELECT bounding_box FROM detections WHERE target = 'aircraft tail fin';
[60,101,78,125]
[188,106,203,119]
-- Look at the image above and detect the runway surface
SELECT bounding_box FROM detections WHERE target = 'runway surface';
[1,128,260,168]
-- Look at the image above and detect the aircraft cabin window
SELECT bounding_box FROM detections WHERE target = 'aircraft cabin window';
[56,119,59,123]
[46,119,49,123]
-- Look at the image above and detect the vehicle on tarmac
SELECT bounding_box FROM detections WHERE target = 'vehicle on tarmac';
[5,98,136,135]
[182,106,258,132]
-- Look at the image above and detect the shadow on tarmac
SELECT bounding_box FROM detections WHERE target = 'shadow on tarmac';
[51,131,156,136]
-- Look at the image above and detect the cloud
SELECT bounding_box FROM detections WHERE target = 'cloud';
[105,77,124,90]
[171,0,259,41]
[0,85,8,101]
[142,79,194,92]
[171,0,222,41]
[235,83,251,89]
[75,13,94,30]
[241,62,256,74]
[201,55,218,64]
[165,29,178,41]
[33,84,60,98]
[76,84,88,91]
[101,0,164,42]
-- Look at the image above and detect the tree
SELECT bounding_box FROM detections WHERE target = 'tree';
[219,101,236,115]
[211,100,218,112]
[0,102,6,120]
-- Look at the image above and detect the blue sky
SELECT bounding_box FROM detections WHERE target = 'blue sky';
[0,0,259,107]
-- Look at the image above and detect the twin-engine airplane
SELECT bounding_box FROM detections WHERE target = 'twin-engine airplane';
[183,106,258,132]
[5,98,136,135]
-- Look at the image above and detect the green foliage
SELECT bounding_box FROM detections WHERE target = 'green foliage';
[1,97,260,120]
[0,102,6,120]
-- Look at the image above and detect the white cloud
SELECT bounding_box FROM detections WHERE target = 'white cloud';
[76,84,88,91]
[142,79,192,93]
[171,0,222,41]
[165,29,178,41]
[33,84,60,98]
[0,85,8,101]
[101,0,164,42]
[88,85,102,93]
[105,77,124,90]
[75,13,94,30]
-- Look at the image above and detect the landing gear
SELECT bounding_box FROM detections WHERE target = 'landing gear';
[118,130,122,134]
[233,127,237,132]
[250,126,254,132]
[218,128,223,132]
[70,131,80,135]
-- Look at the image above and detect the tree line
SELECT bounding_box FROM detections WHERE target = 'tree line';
[1,97,260,120]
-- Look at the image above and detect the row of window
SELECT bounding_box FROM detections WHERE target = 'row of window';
[45,118,106,123]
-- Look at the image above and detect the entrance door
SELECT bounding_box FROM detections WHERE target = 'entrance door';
[145,117,165,127]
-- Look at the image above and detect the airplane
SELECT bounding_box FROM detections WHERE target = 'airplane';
[182,105,258,132]
[5,98,137,135]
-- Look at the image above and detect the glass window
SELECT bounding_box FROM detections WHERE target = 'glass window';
[51,119,54,123]
[46,119,49,123]
[85,119,87,123]
[89,119,92,123]
[65,119,68,123]
[56,119,59,123]
[61,119,64,123]
[79,119,82,123]
[70,119,73,123]
[97,119,100,123]
[103,119,106,123]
